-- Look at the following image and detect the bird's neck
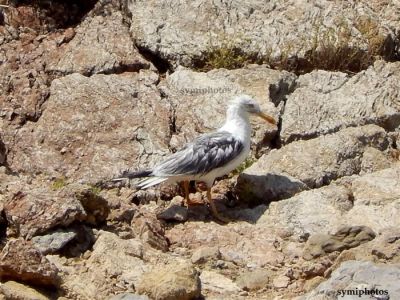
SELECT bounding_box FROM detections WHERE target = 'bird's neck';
[219,105,251,142]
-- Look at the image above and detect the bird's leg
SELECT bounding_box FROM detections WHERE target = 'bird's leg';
[207,187,230,223]
[183,180,190,205]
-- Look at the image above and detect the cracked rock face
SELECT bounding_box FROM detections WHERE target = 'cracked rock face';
[127,0,399,68]
[8,71,171,183]
[281,61,400,144]
[1,1,400,299]
[236,124,393,203]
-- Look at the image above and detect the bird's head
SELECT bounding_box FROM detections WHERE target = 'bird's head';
[230,95,276,125]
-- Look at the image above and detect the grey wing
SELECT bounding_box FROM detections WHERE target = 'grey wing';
[153,131,244,176]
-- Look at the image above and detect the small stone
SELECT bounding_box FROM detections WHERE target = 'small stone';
[272,275,290,288]
[191,246,221,264]
[32,229,77,254]
[236,269,270,291]
[157,204,188,222]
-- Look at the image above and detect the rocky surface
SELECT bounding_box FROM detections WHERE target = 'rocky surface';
[0,0,399,299]
[281,61,400,144]
[127,0,399,70]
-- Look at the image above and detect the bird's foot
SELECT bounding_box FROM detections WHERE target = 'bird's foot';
[208,198,230,223]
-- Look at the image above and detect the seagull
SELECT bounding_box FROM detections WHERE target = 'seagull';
[115,95,276,222]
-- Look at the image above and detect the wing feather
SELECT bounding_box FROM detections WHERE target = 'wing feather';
[153,131,244,176]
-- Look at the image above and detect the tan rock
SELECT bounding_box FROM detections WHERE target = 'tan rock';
[0,281,49,300]
[303,226,376,260]
[47,11,149,75]
[9,71,171,183]
[200,270,241,294]
[3,182,86,238]
[272,275,290,288]
[281,61,400,143]
[136,262,201,300]
[236,269,270,291]
[237,124,390,203]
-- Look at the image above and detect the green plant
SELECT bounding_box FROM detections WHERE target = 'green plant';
[52,177,67,190]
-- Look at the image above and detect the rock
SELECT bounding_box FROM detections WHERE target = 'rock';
[360,147,393,174]
[200,270,241,294]
[345,164,400,231]
[272,275,291,289]
[31,229,77,254]
[0,281,49,300]
[47,11,149,75]
[371,228,400,262]
[136,262,201,300]
[166,222,284,268]
[160,65,294,154]
[72,184,110,224]
[236,269,270,291]
[257,184,353,236]
[0,238,59,286]
[109,294,149,300]
[237,124,390,203]
[132,211,169,252]
[127,1,399,68]
[303,226,376,260]
[157,205,188,222]
[301,261,400,300]
[191,246,221,264]
[3,183,86,238]
[9,71,171,183]
[281,61,400,144]
[49,231,146,299]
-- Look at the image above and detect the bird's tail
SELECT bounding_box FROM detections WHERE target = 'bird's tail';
[112,169,152,181]
[112,169,168,189]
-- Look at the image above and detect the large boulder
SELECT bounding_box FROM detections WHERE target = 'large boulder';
[127,0,399,68]
[8,71,171,183]
[47,10,150,76]
[281,61,400,143]
[236,124,392,203]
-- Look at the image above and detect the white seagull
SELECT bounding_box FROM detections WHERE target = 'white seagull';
[115,95,276,222]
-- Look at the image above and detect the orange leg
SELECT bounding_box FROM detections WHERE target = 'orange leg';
[207,187,229,223]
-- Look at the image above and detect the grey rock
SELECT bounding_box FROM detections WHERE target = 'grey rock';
[136,262,201,300]
[157,205,188,222]
[301,261,400,300]
[303,226,376,260]
[127,1,399,68]
[237,124,390,203]
[32,229,77,254]
[47,11,150,75]
[9,71,171,183]
[281,61,400,143]
[109,293,149,300]
[272,275,291,289]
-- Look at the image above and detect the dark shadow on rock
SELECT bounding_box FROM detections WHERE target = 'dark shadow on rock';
[236,173,308,206]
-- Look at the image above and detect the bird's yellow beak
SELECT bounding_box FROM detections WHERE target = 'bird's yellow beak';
[257,112,276,125]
